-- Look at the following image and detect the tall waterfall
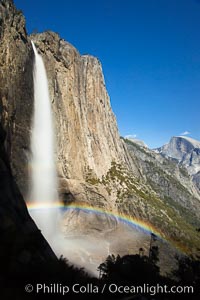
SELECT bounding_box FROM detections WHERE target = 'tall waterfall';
[29,42,110,275]
[30,41,58,241]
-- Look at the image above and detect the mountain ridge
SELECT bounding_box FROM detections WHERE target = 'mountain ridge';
[155,135,200,177]
[155,135,200,153]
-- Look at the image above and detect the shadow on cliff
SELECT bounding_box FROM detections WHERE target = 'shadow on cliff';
[0,123,200,300]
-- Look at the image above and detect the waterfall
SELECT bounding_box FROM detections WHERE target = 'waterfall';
[29,41,58,241]
[29,42,109,276]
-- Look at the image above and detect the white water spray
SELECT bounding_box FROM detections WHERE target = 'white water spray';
[30,41,58,241]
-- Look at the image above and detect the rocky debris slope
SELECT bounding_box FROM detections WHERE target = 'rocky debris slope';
[127,138,200,216]
[123,138,200,253]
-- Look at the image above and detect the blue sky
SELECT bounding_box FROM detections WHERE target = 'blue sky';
[14,0,200,148]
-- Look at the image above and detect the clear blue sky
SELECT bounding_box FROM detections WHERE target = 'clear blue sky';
[14,0,200,148]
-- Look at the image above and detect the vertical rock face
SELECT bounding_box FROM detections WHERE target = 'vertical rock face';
[0,0,33,196]
[31,32,133,183]
[0,1,57,273]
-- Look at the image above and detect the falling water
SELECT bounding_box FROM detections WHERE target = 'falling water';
[30,41,58,241]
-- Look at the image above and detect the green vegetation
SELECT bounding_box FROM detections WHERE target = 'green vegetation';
[85,166,100,185]
[123,137,148,154]
[99,160,200,255]
[163,195,200,228]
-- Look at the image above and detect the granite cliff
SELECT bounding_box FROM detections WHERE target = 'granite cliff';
[30,31,137,212]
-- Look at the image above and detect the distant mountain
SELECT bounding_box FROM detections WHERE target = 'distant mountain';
[125,137,148,148]
[155,136,200,175]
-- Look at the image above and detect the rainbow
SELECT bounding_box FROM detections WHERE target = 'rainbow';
[27,201,164,238]
[26,201,186,253]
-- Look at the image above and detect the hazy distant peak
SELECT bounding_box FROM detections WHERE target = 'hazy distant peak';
[125,137,148,148]
[154,135,200,176]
